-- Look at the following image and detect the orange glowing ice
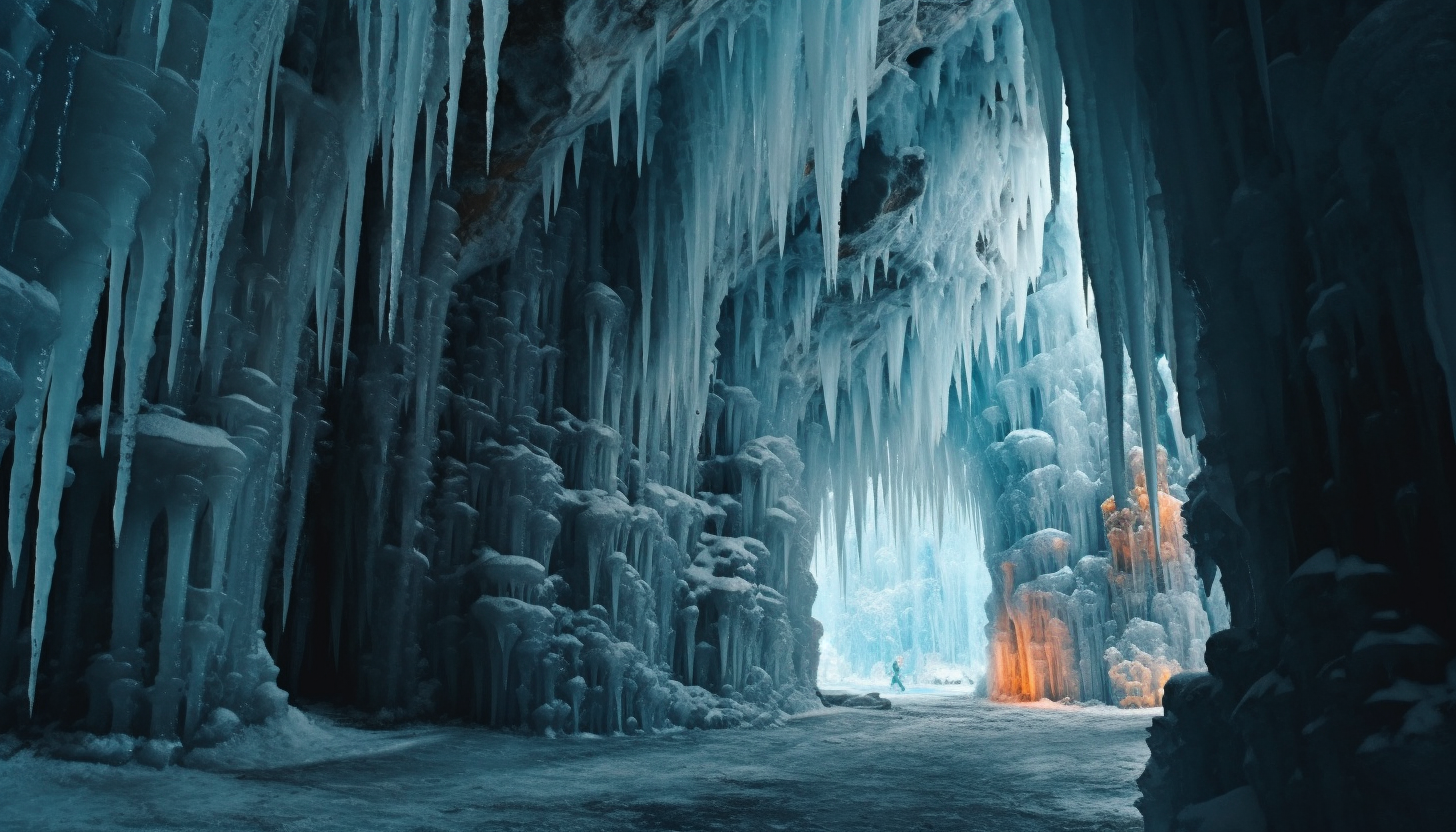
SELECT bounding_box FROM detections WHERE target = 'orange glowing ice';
[989,446,1199,707]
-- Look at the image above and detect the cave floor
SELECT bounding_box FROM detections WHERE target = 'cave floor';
[0,690,1153,832]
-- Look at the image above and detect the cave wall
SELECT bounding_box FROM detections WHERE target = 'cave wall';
[1101,0,1456,828]
[0,0,1012,750]
[0,0,866,744]
[1,0,1450,825]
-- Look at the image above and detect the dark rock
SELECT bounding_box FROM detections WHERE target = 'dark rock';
[818,690,893,710]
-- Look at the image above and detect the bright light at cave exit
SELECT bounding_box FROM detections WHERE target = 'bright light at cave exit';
[812,486,993,689]
[809,97,1227,702]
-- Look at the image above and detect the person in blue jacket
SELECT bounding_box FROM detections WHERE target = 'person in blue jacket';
[890,656,907,692]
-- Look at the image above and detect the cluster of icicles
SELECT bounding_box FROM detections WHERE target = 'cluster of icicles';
[0,0,1224,747]
[0,0,519,732]
[0,0,932,746]
[703,4,1063,590]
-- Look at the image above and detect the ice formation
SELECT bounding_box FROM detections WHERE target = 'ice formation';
[3,0,1453,827]
[813,487,991,686]
[957,117,1222,707]
[9,13,1446,832]
[804,50,1224,705]
[1,0,953,744]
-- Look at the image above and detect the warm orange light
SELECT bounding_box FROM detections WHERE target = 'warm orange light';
[989,445,1195,707]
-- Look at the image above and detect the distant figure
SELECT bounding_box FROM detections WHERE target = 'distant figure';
[890,656,907,692]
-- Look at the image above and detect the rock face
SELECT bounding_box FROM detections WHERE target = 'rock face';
[1107,0,1456,829]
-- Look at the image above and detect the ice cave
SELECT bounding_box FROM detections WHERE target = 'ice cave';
[0,0,1452,830]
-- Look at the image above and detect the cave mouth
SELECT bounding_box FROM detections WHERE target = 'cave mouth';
[811,483,994,691]
[2,1,1455,830]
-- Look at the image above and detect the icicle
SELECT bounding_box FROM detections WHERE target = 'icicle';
[385,0,434,342]
[339,101,370,381]
[572,130,586,187]
[445,0,469,181]
[5,338,50,582]
[481,0,511,172]
[194,0,296,356]
[166,185,199,392]
[609,72,623,166]
[765,0,801,254]
[800,0,879,287]
[542,154,554,232]
[255,54,279,201]
[635,44,648,174]
[98,244,134,456]
[854,0,880,148]
[886,307,908,400]
[819,327,844,439]
[25,196,112,712]
[655,14,667,80]
[551,142,568,216]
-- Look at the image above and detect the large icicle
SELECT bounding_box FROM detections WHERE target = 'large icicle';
[445,0,470,180]
[193,0,297,354]
[481,0,510,172]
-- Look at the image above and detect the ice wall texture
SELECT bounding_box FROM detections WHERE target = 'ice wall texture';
[0,0,777,747]
[0,0,485,744]
[961,128,1224,708]
[1016,0,1456,829]
[0,0,1045,750]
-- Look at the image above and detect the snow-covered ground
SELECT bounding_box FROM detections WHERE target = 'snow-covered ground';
[0,693,1154,831]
